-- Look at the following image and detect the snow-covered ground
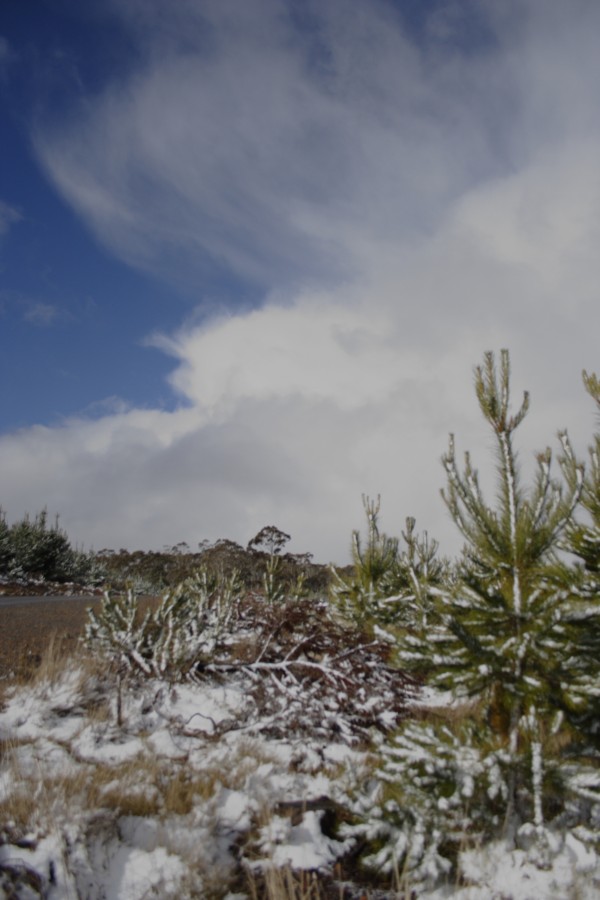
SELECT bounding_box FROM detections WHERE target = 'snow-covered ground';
[1,659,600,899]
[0,661,365,898]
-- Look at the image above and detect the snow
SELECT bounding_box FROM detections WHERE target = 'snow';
[428,836,600,900]
[217,789,252,831]
[70,726,147,763]
[2,662,600,898]
[84,836,186,900]
[260,811,348,870]
[0,662,364,898]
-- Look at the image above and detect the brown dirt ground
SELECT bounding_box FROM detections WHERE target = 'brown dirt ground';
[0,596,102,679]
[0,593,159,680]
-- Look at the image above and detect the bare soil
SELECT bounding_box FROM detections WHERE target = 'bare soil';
[0,590,159,680]
[0,595,102,679]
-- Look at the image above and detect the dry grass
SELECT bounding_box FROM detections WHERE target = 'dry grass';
[18,635,114,719]
[2,628,93,691]
[32,632,74,685]
[412,694,483,726]
[3,756,167,831]
[245,865,334,900]
[243,863,403,900]
[2,732,281,836]
[2,779,41,833]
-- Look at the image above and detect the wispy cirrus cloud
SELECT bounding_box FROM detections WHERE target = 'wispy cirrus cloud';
[32,0,514,289]
[23,302,60,326]
[0,199,21,236]
[0,35,15,68]
[2,0,600,559]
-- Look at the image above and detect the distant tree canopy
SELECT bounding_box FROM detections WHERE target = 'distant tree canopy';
[95,529,325,595]
[247,525,291,556]
[0,508,99,584]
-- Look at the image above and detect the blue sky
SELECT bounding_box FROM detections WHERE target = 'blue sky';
[2,0,600,560]
[0,0,253,431]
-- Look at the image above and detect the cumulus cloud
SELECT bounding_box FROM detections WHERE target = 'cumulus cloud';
[2,0,600,559]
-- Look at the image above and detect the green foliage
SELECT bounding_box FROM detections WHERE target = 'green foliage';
[369,349,600,881]
[562,371,600,573]
[555,370,600,741]
[399,352,583,738]
[346,719,510,885]
[331,495,447,635]
[0,507,101,584]
[260,553,307,604]
[0,509,10,573]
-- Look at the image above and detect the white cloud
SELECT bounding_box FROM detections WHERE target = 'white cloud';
[0,199,21,236]
[24,302,60,326]
[32,0,513,288]
[3,0,600,560]
[0,35,15,68]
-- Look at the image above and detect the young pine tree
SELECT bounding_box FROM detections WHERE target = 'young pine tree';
[426,352,581,734]
[330,495,399,629]
[383,516,448,635]
[395,350,585,837]
[558,370,600,743]
[0,507,11,574]
[332,497,447,636]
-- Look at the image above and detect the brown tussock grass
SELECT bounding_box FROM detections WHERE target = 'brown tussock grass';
[245,864,334,900]
[3,629,97,690]
[3,754,162,830]
[160,737,280,815]
[3,738,279,834]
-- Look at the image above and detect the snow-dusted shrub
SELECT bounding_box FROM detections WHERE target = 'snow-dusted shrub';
[349,708,594,885]
[84,578,415,743]
[85,570,241,680]
[207,595,417,743]
[344,719,510,886]
[331,496,447,638]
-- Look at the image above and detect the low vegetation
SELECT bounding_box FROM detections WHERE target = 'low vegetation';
[2,349,600,898]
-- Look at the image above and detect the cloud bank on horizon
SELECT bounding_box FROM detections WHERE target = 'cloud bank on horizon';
[2,0,600,561]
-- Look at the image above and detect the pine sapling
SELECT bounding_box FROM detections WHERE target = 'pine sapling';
[330,494,399,629]
[394,350,584,843]
[556,370,600,747]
